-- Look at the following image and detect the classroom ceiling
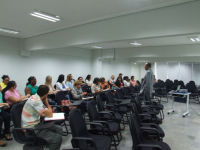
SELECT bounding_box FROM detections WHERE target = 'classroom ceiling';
[75,34,200,49]
[0,0,194,39]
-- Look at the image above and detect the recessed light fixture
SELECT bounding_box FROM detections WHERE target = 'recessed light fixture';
[92,46,102,49]
[134,63,137,64]
[0,28,19,34]
[30,10,61,22]
[189,36,200,42]
[130,42,142,46]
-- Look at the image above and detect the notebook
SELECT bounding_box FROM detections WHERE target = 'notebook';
[44,113,65,121]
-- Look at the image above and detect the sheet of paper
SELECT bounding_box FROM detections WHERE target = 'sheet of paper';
[45,113,65,121]
[82,96,94,100]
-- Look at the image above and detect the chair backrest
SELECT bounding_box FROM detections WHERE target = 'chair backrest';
[11,102,36,144]
[158,80,165,88]
[87,101,100,122]
[115,89,124,99]
[129,113,143,150]
[178,80,185,88]
[105,92,115,103]
[186,83,195,92]
[69,108,89,138]
[129,85,137,93]
[96,96,105,111]
[55,91,66,105]
[122,87,130,96]
[165,80,173,89]
[131,104,141,124]
[174,79,178,84]
[68,90,73,100]
[134,96,143,114]
[136,80,140,85]
[81,84,92,93]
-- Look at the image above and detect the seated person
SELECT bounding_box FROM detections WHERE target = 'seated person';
[4,81,30,111]
[130,76,138,87]
[0,75,10,90]
[65,74,74,89]
[123,76,130,87]
[91,78,103,94]
[45,76,59,105]
[71,81,88,112]
[100,77,110,89]
[115,76,124,88]
[85,74,93,86]
[21,85,63,150]
[55,74,70,100]
[78,77,86,85]
[25,76,38,95]
[108,75,118,89]
[0,85,12,147]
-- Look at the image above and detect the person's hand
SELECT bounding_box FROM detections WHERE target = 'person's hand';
[82,92,87,96]
[4,103,10,109]
[26,94,31,97]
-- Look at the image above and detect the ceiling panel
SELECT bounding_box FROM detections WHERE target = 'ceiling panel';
[0,0,194,38]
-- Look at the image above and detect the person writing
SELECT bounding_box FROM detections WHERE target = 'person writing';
[91,78,103,94]
[25,76,38,95]
[100,77,110,89]
[21,85,63,150]
[0,85,12,147]
[0,75,10,90]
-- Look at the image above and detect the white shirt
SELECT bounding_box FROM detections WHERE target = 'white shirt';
[91,84,101,94]
[56,82,69,91]
[123,80,130,87]
[86,80,93,84]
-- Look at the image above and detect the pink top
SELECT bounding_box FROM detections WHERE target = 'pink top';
[130,80,137,86]
[5,89,21,105]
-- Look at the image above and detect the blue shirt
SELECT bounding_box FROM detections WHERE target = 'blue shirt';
[66,80,74,88]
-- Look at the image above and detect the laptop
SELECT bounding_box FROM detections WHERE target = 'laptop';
[176,85,181,92]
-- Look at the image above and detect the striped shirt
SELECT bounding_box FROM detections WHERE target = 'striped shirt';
[21,94,47,128]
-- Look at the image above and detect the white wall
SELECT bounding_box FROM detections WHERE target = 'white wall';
[0,36,92,95]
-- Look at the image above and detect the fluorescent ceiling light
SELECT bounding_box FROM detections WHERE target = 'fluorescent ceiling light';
[189,36,200,42]
[92,46,102,49]
[0,28,19,34]
[134,63,137,64]
[130,42,142,46]
[30,10,60,22]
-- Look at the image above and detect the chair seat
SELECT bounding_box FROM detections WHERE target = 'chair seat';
[89,135,111,150]
[109,106,128,114]
[141,141,171,150]
[102,112,122,123]
[142,114,162,124]
[96,122,120,135]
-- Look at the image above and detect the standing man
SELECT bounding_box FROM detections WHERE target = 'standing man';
[140,63,154,98]
[21,85,63,150]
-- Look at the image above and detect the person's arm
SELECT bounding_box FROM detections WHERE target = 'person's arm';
[25,87,31,95]
[109,79,114,85]
[0,103,10,109]
[51,84,56,91]
[41,97,53,118]
[7,95,29,103]
[56,83,67,91]
[65,82,72,90]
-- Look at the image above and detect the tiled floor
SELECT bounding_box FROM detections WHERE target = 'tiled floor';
[2,98,200,150]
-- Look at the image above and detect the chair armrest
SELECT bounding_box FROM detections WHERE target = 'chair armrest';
[139,114,153,122]
[124,96,131,99]
[71,137,97,149]
[104,104,117,111]
[91,121,111,133]
[137,144,162,150]
[140,123,158,129]
[140,127,160,141]
[85,122,105,135]
[98,111,115,121]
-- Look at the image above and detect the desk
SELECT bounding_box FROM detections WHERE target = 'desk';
[168,91,191,117]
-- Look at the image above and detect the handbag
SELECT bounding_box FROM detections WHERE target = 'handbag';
[61,100,76,111]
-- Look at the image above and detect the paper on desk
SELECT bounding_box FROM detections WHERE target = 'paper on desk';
[82,96,94,100]
[45,113,65,121]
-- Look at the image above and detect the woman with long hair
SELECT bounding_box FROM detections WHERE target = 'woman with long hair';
[25,76,38,95]
[65,74,74,89]
[85,74,93,86]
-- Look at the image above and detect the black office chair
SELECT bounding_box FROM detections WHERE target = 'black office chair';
[129,113,171,150]
[178,80,185,89]
[105,92,129,123]
[96,96,124,129]
[186,83,200,103]
[87,101,121,149]
[11,102,48,150]
[69,108,112,150]
[131,105,165,140]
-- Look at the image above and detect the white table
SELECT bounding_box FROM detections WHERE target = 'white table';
[168,92,191,117]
